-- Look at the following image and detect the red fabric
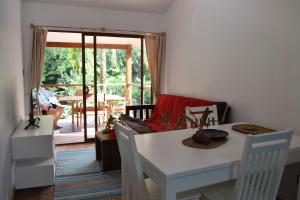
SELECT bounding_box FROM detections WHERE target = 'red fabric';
[109,130,116,138]
[146,94,213,132]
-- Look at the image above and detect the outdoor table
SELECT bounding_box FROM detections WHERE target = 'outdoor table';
[59,94,126,126]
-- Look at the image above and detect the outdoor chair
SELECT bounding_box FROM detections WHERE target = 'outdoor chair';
[72,89,107,128]
[79,92,108,127]
[72,89,83,127]
[112,99,126,116]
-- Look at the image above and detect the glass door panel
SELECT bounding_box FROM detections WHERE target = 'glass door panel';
[95,36,142,118]
[82,34,151,139]
[95,40,106,130]
[44,31,85,145]
[83,35,97,140]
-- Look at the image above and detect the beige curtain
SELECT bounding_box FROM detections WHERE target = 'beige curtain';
[30,27,48,90]
[145,33,166,98]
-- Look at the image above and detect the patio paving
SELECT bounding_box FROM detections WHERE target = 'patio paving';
[54,116,104,145]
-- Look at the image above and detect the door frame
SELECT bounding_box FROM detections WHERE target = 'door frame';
[45,30,151,144]
[81,32,149,143]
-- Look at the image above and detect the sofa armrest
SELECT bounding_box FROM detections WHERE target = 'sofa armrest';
[125,104,155,120]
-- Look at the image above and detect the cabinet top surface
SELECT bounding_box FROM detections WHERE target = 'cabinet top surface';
[13,116,53,138]
[96,131,116,141]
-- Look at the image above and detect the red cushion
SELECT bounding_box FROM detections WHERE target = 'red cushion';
[146,94,213,132]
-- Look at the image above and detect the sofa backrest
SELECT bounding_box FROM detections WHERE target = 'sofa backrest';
[146,94,214,132]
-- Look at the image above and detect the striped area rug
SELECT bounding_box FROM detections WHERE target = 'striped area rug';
[54,148,122,200]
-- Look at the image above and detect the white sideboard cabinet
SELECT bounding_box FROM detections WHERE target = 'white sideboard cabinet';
[12,116,55,189]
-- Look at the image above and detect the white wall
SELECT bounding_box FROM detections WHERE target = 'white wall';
[164,0,300,133]
[22,2,164,113]
[0,0,25,199]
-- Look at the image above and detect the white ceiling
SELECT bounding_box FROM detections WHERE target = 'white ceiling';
[22,0,174,14]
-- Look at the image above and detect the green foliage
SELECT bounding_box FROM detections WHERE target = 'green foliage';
[132,86,141,105]
[102,115,121,134]
[144,87,152,104]
[43,45,152,110]
[42,48,82,96]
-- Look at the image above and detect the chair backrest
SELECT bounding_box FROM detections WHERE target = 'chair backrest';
[114,121,149,200]
[185,105,219,128]
[97,92,105,103]
[86,92,105,104]
[75,88,94,98]
[233,129,293,200]
[75,89,83,96]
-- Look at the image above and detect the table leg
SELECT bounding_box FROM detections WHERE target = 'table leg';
[76,112,79,127]
[80,110,82,129]
[76,101,79,127]
[162,183,176,200]
[71,102,74,127]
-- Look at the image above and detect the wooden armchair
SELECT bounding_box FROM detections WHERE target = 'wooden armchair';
[123,94,230,134]
[125,104,155,120]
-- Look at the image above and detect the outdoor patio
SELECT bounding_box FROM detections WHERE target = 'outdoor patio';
[54,116,104,145]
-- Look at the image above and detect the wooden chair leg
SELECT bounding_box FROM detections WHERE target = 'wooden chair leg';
[71,111,74,127]
[80,112,82,129]
[76,112,79,127]
[71,103,74,127]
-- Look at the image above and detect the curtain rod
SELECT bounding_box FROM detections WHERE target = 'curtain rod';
[30,23,165,36]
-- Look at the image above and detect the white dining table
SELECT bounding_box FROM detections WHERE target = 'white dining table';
[134,123,300,200]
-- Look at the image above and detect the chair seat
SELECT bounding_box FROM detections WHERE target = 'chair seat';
[199,180,235,200]
[85,105,108,111]
[145,178,202,200]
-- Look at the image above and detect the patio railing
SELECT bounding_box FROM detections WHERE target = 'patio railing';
[42,83,151,105]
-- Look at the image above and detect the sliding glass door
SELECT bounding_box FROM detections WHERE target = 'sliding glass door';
[43,31,152,144]
[82,33,152,141]
[43,31,85,145]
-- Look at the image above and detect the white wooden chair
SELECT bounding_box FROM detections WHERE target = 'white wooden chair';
[199,129,293,200]
[185,105,219,128]
[114,121,202,200]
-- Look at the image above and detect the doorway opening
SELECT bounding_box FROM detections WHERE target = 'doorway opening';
[41,31,151,145]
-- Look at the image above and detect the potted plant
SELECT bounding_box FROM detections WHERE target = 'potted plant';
[102,115,120,137]
[185,107,211,144]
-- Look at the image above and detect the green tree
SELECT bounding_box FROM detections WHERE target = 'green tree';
[43,45,152,107]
